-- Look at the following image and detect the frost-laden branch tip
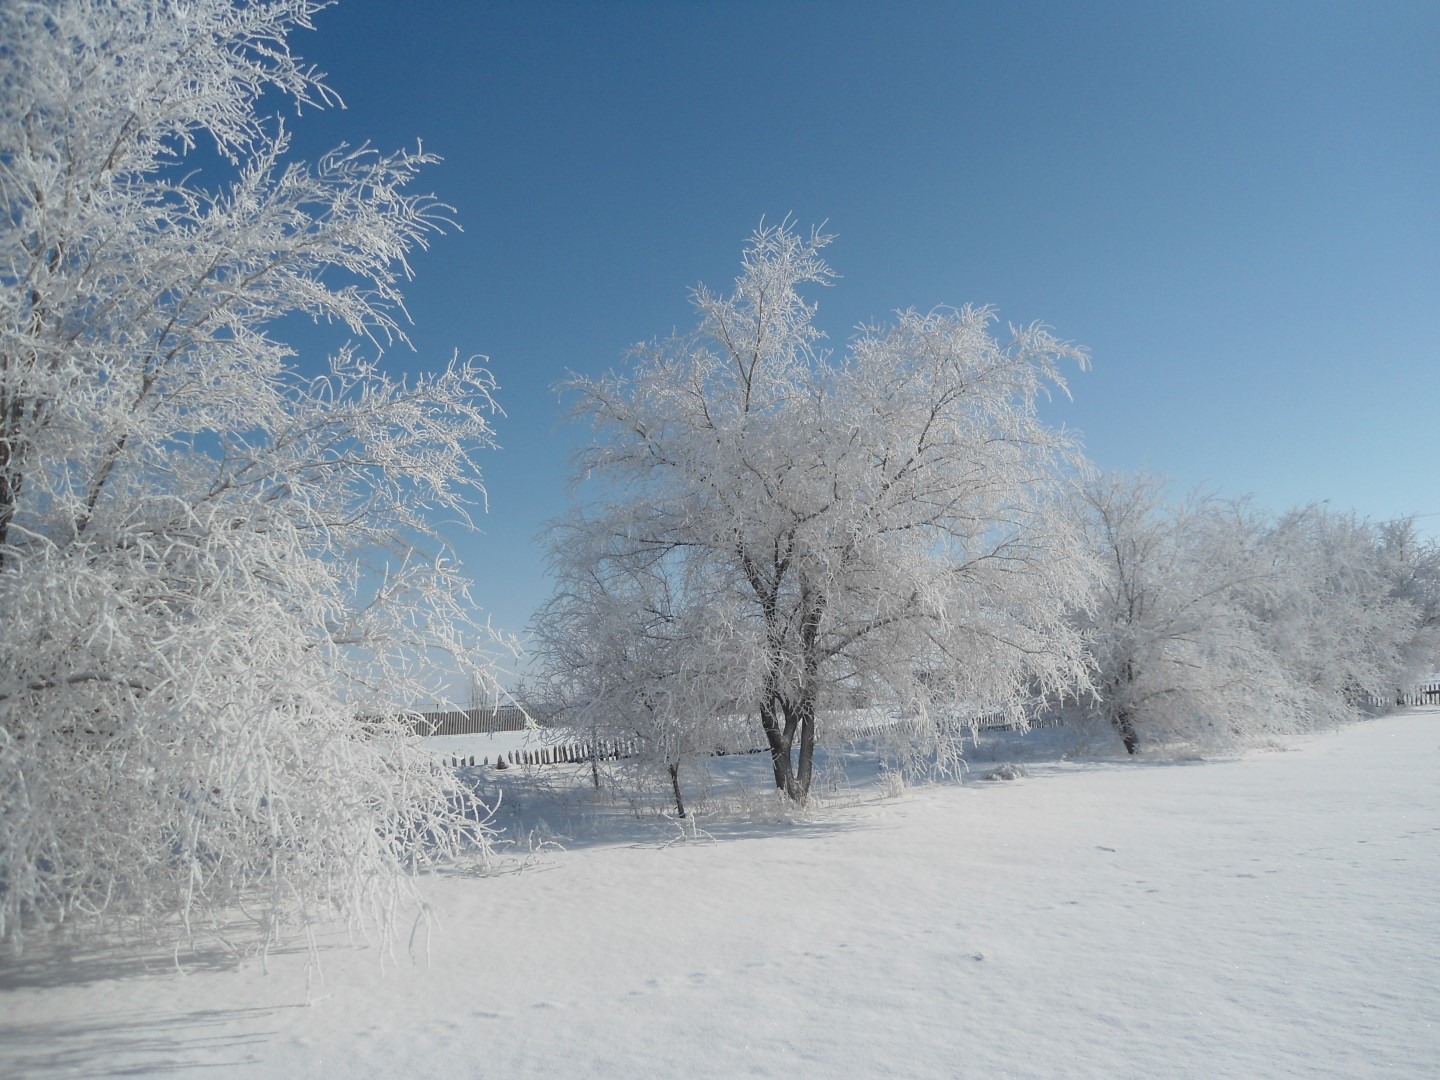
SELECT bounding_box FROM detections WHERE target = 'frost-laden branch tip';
[1,0,500,953]
[534,222,1096,805]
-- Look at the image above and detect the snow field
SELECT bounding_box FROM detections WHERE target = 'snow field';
[1,710,1436,1079]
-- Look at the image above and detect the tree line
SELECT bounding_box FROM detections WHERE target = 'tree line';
[529,225,1440,814]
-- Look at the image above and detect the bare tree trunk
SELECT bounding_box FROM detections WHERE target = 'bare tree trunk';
[1113,709,1139,755]
[759,694,798,793]
[792,691,817,803]
[787,583,824,802]
[1111,665,1139,754]
[668,761,687,818]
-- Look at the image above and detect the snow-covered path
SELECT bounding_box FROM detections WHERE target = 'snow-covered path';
[3,711,1437,1078]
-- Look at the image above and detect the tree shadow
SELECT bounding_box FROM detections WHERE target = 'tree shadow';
[0,931,319,1078]
[438,750,878,868]
[0,923,323,992]
[0,1005,287,1077]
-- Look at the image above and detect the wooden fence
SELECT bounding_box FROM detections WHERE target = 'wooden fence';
[431,686,1440,770]
[440,738,773,770]
[408,705,549,737]
[441,736,638,770]
[1369,682,1440,709]
[435,711,1053,770]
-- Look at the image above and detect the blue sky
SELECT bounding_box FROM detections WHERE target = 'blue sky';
[280,0,1438,662]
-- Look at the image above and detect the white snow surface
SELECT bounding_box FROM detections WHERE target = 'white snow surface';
[3,710,1438,1078]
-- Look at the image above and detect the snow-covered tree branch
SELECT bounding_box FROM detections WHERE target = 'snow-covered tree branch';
[1,0,500,952]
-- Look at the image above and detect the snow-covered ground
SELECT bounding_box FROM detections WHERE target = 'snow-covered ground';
[2,710,1437,1078]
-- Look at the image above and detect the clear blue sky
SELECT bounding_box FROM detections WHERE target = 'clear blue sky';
[280,0,1438,662]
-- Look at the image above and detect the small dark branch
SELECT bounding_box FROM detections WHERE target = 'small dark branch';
[0,379,29,565]
[823,589,920,659]
[1,671,151,702]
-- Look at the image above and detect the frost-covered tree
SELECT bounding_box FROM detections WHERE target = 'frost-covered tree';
[1068,472,1298,753]
[1377,518,1440,679]
[545,223,1093,802]
[1071,475,1436,754]
[1,0,499,951]
[531,526,739,816]
[1255,506,1431,711]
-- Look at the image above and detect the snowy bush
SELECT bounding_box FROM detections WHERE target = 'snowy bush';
[1,0,499,951]
[980,763,1028,782]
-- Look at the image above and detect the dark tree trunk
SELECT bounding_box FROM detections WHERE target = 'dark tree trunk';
[1111,664,1139,755]
[787,583,824,803]
[759,694,799,794]
[1113,710,1139,755]
[792,693,818,803]
[668,761,687,818]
